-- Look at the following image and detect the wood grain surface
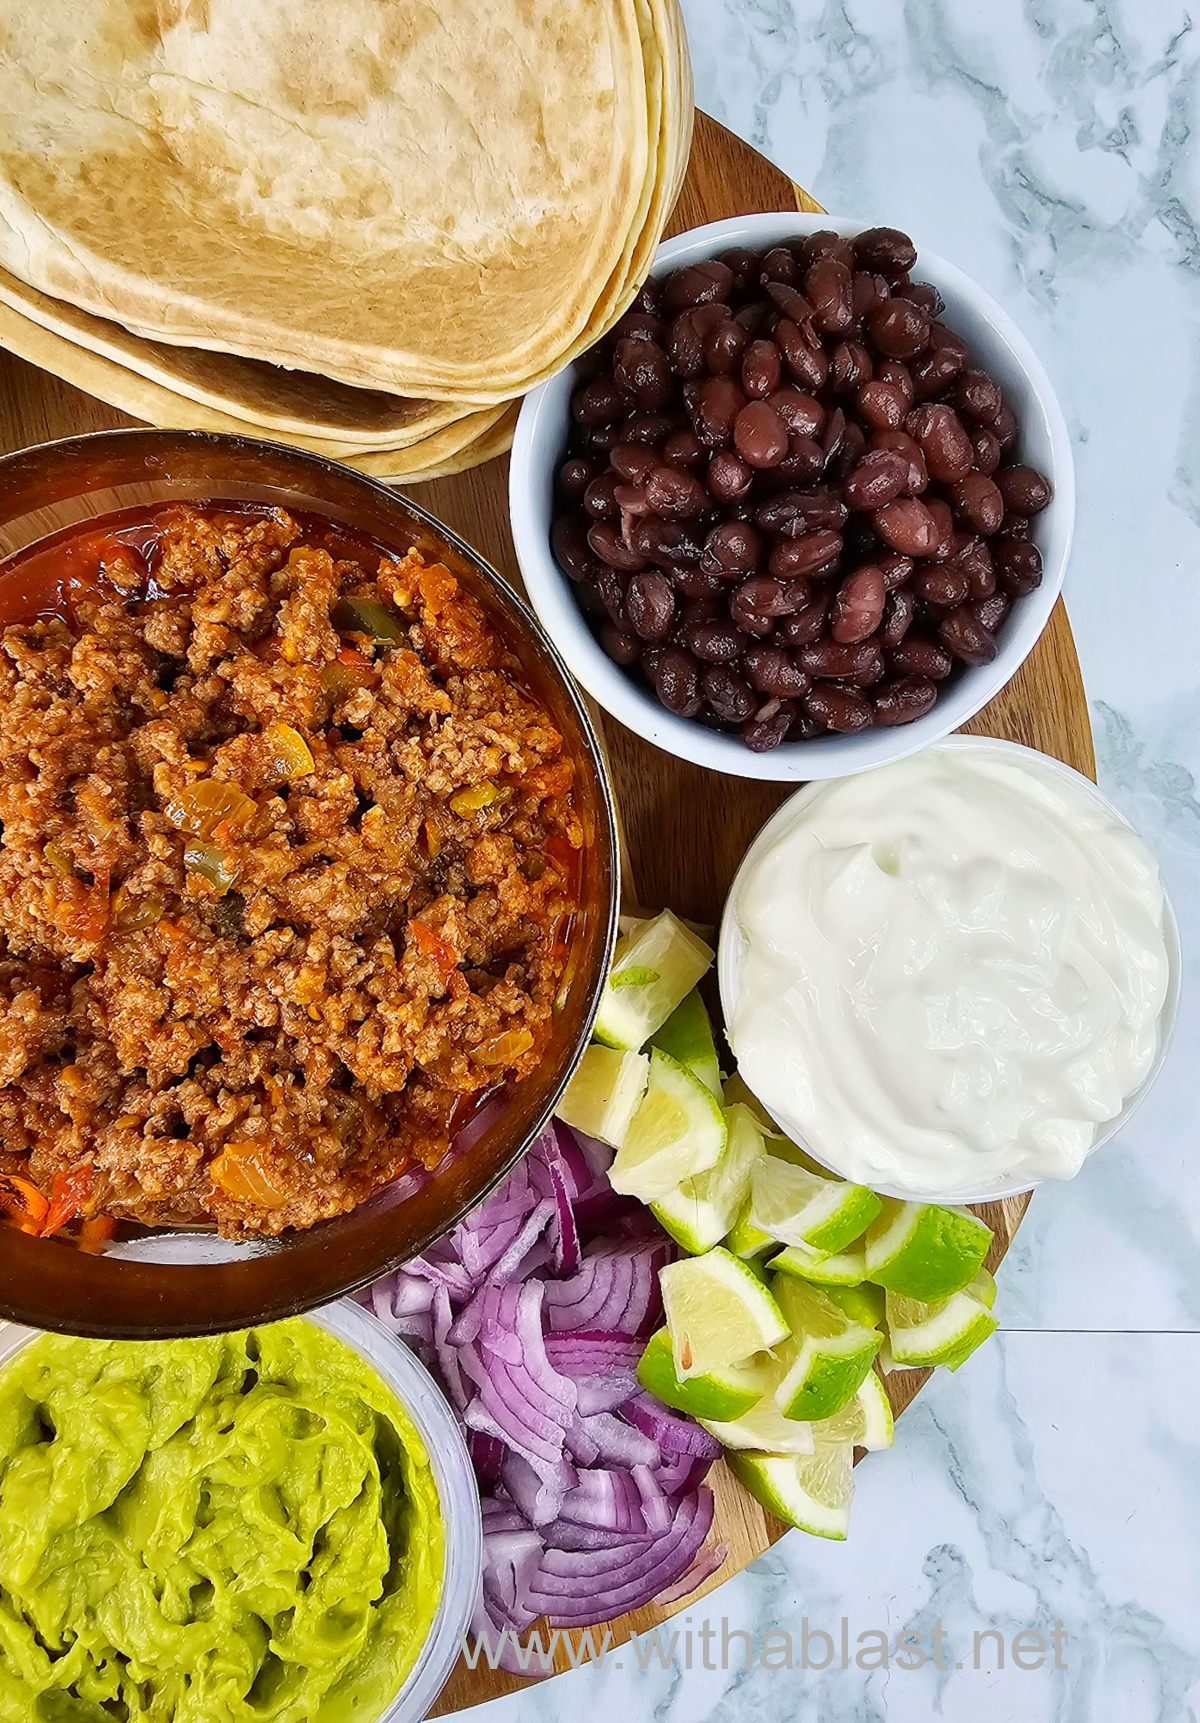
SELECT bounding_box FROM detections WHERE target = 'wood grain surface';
[0,110,1093,1711]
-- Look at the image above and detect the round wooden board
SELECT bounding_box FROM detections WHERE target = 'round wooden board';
[0,110,1093,1713]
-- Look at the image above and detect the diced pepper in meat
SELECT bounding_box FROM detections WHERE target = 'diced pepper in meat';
[41,1163,96,1236]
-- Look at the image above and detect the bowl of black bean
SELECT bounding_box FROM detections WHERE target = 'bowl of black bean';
[509,214,1075,779]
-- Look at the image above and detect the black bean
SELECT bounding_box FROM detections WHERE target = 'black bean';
[626,571,676,641]
[653,646,703,714]
[702,665,757,722]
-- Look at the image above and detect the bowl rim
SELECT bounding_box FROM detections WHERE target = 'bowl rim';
[510,210,1077,782]
[0,426,620,1337]
[0,1298,484,1723]
[716,734,1183,1205]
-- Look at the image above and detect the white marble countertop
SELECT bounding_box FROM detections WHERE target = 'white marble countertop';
[444,2,1200,1717]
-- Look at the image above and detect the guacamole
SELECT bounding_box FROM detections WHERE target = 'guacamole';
[0,1320,444,1722]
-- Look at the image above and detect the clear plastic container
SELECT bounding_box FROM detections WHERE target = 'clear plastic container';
[718,735,1182,1206]
[0,1299,482,1723]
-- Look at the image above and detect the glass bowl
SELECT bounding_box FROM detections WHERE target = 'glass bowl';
[0,428,619,1337]
[0,1298,484,1723]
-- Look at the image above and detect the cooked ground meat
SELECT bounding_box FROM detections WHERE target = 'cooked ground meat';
[0,505,579,1238]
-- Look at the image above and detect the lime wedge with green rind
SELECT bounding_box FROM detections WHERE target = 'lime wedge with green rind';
[651,1101,766,1255]
[884,1269,998,1369]
[749,1156,882,1255]
[770,1240,867,1287]
[770,1276,882,1422]
[650,988,722,1097]
[724,1196,777,1259]
[811,1368,893,1451]
[822,1281,885,1331]
[728,1441,854,1540]
[636,1327,774,1421]
[607,1049,727,1202]
[593,911,713,1051]
[660,1246,790,1378]
[702,1390,814,1455]
[865,1199,992,1302]
[555,1044,648,1148]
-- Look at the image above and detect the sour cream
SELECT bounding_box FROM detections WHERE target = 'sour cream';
[721,739,1173,1199]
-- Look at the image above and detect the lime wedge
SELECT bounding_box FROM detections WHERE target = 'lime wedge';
[722,1070,775,1125]
[593,911,713,1051]
[763,1133,833,1178]
[885,1269,999,1370]
[771,1239,867,1287]
[660,1246,789,1378]
[724,1196,777,1260]
[729,1441,854,1540]
[771,1247,883,1329]
[651,1102,766,1254]
[608,1050,727,1202]
[720,1076,829,1177]
[823,1282,886,1331]
[555,1044,648,1147]
[702,1391,814,1455]
[749,1156,882,1255]
[811,1368,893,1451]
[865,1199,992,1302]
[650,989,722,1097]
[770,1276,881,1421]
[637,1327,774,1421]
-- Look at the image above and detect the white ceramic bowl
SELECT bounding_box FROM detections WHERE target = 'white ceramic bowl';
[511,213,1076,782]
[0,1299,482,1723]
[717,737,1182,1204]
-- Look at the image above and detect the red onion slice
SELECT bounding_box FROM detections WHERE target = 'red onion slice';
[366,1102,725,1639]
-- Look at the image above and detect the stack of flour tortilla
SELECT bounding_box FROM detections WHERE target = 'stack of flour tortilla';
[0,0,692,481]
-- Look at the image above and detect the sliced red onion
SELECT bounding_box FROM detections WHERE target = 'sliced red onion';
[366,1101,729,1639]
[632,1462,673,1536]
[652,1452,713,1496]
[653,1539,729,1606]
[542,1242,667,1336]
[369,1270,434,1323]
[539,1518,642,1553]
[621,1391,723,1461]
[469,1431,506,1483]
[488,1197,557,1282]
[431,1285,471,1414]
[547,1121,599,1198]
[525,1488,716,1624]
[565,1124,616,1181]
[482,1495,531,1536]
[546,1161,582,1275]
[479,1525,544,1630]
[559,1466,649,1534]
[569,1410,660,1470]
[543,1330,643,1414]
[500,1450,578,1528]
[403,1253,475,1302]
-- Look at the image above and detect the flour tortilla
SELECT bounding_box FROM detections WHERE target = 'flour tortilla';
[0,297,506,464]
[0,267,467,446]
[0,0,653,401]
[372,402,521,485]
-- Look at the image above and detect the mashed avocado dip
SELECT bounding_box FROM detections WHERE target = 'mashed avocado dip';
[0,1319,444,1722]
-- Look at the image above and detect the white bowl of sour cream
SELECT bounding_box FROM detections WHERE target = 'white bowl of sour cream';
[718,736,1180,1204]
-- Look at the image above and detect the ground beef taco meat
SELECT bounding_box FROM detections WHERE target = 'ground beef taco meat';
[0,504,580,1239]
